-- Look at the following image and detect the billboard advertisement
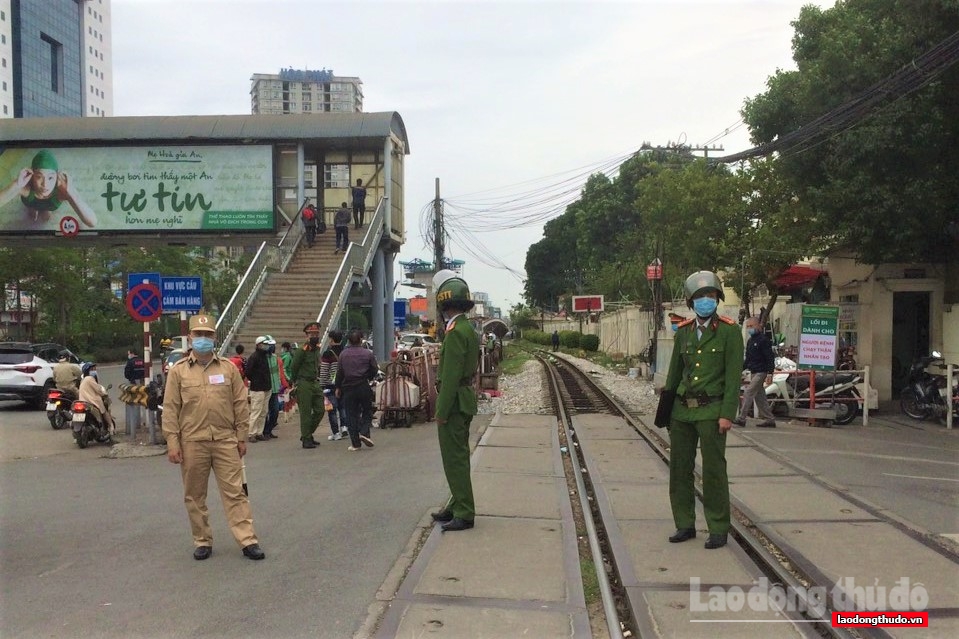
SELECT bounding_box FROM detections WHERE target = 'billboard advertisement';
[0,145,274,235]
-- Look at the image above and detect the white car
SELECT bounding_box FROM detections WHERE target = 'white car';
[0,342,82,409]
[397,333,437,350]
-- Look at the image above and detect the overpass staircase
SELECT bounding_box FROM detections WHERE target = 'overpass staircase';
[215,199,386,354]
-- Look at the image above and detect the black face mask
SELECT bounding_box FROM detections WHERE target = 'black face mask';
[309,336,320,346]
[268,345,276,354]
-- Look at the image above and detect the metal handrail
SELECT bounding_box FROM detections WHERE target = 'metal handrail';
[214,201,309,354]
[314,197,386,352]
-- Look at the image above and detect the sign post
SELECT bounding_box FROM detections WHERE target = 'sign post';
[126,273,162,435]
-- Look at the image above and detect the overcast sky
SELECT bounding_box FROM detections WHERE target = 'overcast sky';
[112,0,832,311]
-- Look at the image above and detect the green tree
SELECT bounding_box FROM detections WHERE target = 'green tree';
[741,0,959,263]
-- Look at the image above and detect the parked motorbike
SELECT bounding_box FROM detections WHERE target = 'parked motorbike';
[147,375,164,428]
[837,346,858,371]
[71,384,114,448]
[45,388,75,430]
[900,351,958,421]
[765,362,863,425]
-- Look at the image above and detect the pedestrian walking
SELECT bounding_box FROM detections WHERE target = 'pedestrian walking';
[319,330,348,440]
[551,330,560,352]
[289,322,325,449]
[303,202,318,247]
[735,316,777,428]
[661,271,742,550]
[264,336,287,440]
[429,270,479,532]
[162,311,265,561]
[334,330,379,452]
[350,178,367,229]
[245,336,272,442]
[334,202,350,253]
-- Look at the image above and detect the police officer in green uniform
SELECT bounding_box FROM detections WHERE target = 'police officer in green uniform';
[289,322,325,449]
[429,270,479,532]
[663,271,743,549]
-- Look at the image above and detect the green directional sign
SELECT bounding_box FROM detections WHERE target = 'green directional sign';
[798,304,840,370]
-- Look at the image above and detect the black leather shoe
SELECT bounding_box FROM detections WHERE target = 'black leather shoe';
[301,438,317,449]
[757,420,777,428]
[193,546,212,560]
[668,528,697,543]
[431,509,454,522]
[705,534,728,549]
[441,518,474,532]
[242,543,265,560]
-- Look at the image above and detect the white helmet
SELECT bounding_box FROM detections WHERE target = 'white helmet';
[432,269,458,290]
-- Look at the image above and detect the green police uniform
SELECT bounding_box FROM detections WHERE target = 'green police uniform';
[435,314,479,521]
[663,313,743,534]
[289,342,324,442]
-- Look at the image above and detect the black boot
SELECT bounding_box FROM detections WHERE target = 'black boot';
[301,437,316,449]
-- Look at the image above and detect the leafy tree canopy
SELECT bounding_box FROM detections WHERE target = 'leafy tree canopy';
[741,0,959,263]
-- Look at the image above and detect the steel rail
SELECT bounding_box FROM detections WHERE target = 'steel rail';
[538,352,624,639]
[541,350,859,639]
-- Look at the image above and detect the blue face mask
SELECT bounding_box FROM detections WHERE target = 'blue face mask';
[192,336,215,354]
[747,327,757,336]
[692,297,718,318]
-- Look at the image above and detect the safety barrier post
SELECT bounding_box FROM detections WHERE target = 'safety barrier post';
[119,383,148,437]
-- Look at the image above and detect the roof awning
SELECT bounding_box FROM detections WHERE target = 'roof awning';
[774,265,827,289]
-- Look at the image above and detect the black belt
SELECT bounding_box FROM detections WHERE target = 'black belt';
[678,393,723,408]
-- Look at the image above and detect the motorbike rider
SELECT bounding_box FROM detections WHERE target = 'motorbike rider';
[53,351,82,400]
[78,363,114,436]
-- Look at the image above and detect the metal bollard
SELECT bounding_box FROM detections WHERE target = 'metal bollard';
[124,403,141,436]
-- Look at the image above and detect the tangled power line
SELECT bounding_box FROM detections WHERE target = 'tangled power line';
[417,29,959,285]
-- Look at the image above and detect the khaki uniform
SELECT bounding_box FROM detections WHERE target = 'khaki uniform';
[163,351,257,549]
[663,314,743,535]
[78,375,113,429]
[53,361,81,395]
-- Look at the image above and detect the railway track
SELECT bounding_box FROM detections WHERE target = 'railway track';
[537,350,866,639]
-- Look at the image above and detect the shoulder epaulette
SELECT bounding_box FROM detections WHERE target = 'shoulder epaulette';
[718,315,736,325]
[676,318,695,328]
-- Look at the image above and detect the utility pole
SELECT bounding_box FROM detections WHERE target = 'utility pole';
[432,177,445,337]
[640,141,724,158]
[433,177,444,270]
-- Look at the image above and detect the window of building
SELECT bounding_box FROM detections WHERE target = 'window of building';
[41,33,64,94]
[1,35,5,44]
[324,164,351,189]
[91,105,95,113]
[1,59,5,68]
[2,81,6,91]
[3,106,7,115]
[303,102,311,112]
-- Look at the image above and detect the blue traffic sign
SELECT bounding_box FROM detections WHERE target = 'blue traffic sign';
[161,276,203,312]
[128,272,160,293]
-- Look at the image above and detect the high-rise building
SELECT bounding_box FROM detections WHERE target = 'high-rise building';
[0,0,113,119]
[250,68,363,115]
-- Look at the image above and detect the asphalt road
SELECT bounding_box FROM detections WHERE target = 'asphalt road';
[0,370,451,639]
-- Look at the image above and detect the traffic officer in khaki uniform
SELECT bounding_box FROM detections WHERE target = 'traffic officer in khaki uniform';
[429,270,479,532]
[163,311,266,561]
[289,321,325,449]
[662,271,743,550]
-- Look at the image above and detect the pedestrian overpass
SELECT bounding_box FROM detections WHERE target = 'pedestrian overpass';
[0,112,410,360]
